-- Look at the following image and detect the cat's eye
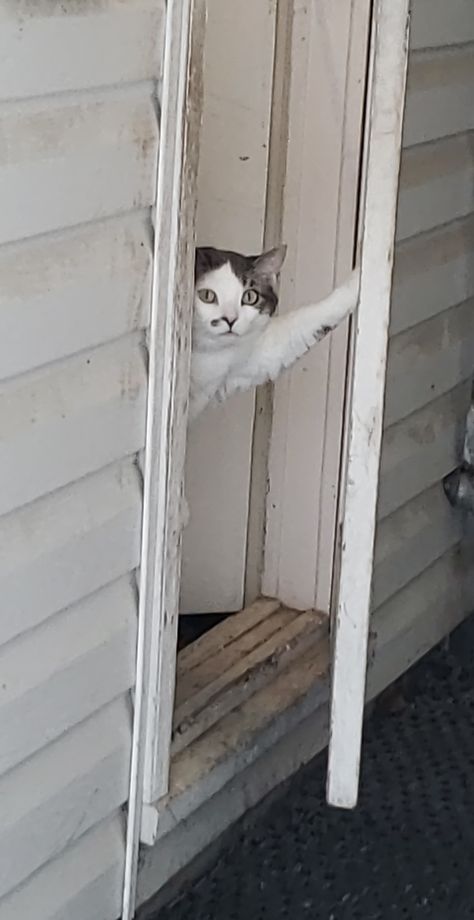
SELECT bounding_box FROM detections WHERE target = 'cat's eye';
[242,289,260,307]
[198,288,217,304]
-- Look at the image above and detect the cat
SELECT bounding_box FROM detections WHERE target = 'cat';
[189,243,359,422]
[181,244,359,527]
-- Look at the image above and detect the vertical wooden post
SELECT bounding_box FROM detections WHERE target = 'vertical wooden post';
[327,0,410,809]
[122,0,206,914]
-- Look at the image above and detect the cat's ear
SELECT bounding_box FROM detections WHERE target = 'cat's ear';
[194,246,217,281]
[253,244,287,277]
[195,246,213,280]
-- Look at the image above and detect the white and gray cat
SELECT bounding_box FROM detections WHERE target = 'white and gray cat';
[182,243,359,526]
[189,243,358,421]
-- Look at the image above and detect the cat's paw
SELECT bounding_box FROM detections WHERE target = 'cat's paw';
[340,268,360,315]
[324,268,360,329]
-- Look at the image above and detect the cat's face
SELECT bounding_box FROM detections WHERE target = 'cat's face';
[193,245,286,344]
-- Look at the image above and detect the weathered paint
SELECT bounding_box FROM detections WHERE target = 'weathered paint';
[327,0,410,809]
[123,5,206,917]
[155,632,329,843]
[172,607,326,754]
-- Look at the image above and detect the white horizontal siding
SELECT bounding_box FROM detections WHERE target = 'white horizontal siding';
[411,0,474,50]
[0,816,126,920]
[396,132,474,241]
[0,214,152,382]
[373,483,461,609]
[371,1,474,680]
[0,334,147,518]
[370,549,472,694]
[0,2,164,913]
[374,548,471,652]
[385,296,474,427]
[0,697,131,900]
[378,382,470,520]
[404,45,474,147]
[391,215,474,336]
[0,460,141,648]
[0,90,158,246]
[0,577,137,778]
[0,2,164,101]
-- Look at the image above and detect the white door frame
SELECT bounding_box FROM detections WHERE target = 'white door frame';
[123,0,411,913]
[180,0,279,615]
[327,0,411,810]
[260,0,372,614]
[122,0,206,913]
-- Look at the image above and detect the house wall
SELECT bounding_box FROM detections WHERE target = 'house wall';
[370,0,474,688]
[0,4,164,918]
[138,1,474,908]
[3,1,473,916]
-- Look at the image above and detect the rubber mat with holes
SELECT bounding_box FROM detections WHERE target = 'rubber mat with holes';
[150,615,474,920]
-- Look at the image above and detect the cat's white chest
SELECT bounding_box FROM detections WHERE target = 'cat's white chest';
[191,347,235,389]
[189,339,252,419]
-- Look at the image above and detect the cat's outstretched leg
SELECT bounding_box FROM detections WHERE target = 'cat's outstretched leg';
[222,268,360,397]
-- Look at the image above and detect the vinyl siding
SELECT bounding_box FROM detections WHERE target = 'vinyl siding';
[371,0,474,682]
[0,4,164,918]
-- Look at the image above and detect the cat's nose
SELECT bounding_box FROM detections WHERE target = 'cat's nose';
[224,318,236,331]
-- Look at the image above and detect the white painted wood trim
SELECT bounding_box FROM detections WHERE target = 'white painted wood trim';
[180,0,278,615]
[244,0,293,607]
[326,0,410,809]
[122,0,205,914]
[315,0,372,613]
[261,0,371,614]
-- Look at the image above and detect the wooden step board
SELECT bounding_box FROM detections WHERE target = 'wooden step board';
[157,599,329,840]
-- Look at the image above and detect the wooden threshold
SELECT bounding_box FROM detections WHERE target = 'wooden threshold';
[138,592,473,907]
[141,598,329,844]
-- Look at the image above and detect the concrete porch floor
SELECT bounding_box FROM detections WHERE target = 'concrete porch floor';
[145,615,474,920]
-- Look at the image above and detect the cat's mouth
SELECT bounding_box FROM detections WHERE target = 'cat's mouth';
[217,328,238,338]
